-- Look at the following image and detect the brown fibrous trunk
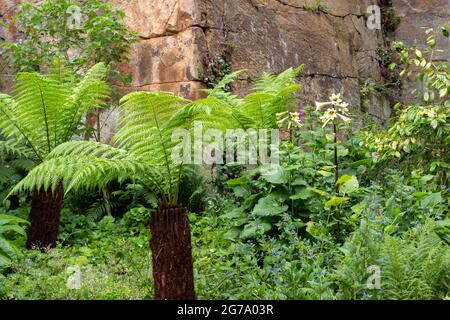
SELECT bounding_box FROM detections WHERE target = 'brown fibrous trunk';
[150,204,195,300]
[26,184,63,250]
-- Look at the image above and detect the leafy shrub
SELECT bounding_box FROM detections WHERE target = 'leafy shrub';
[4,0,137,78]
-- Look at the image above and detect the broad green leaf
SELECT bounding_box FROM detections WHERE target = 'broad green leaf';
[0,214,29,226]
[0,236,19,258]
[222,209,246,219]
[337,148,349,157]
[325,197,350,209]
[421,192,443,208]
[240,222,271,239]
[348,158,372,169]
[290,187,311,200]
[252,197,288,216]
[224,227,241,241]
[336,175,359,194]
[317,170,333,177]
[262,167,288,184]
[227,176,248,187]
[292,178,308,186]
[0,253,11,268]
[308,187,329,198]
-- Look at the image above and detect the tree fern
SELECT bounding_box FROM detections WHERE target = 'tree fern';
[10,67,303,204]
[0,62,110,162]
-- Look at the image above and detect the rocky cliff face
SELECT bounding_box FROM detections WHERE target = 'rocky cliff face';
[1,0,449,125]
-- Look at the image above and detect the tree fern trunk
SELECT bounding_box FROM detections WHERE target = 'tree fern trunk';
[150,204,195,300]
[26,184,63,250]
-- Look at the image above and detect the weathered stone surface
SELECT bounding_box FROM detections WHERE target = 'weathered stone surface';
[1,0,449,124]
[198,0,389,121]
[0,0,20,92]
[119,27,204,87]
[393,0,450,103]
[110,0,200,39]
[393,0,450,61]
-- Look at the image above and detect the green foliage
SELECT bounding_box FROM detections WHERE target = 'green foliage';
[3,0,137,77]
[363,26,449,184]
[303,0,327,13]
[11,67,303,205]
[0,63,110,163]
[335,217,450,300]
[0,218,151,299]
[0,213,28,270]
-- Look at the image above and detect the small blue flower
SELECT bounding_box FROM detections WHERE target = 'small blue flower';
[369,214,375,221]
[362,293,369,299]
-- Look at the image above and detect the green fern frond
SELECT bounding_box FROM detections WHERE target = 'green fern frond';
[253,65,304,94]
[9,67,304,205]
[0,140,33,159]
[0,63,110,162]
[203,70,244,108]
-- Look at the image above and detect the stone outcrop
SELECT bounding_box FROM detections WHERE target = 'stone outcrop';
[1,0,449,126]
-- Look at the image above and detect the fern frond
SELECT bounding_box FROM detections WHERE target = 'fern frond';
[253,65,303,94]
[0,140,33,159]
[203,70,244,108]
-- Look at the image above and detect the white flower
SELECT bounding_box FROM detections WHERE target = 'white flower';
[337,102,349,114]
[289,112,303,129]
[315,94,352,127]
[320,108,338,127]
[330,93,343,105]
[315,101,331,111]
[338,113,351,123]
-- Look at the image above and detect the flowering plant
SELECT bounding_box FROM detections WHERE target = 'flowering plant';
[315,94,351,127]
[315,93,352,194]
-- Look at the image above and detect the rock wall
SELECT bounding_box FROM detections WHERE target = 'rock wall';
[1,0,449,125]
[0,0,19,92]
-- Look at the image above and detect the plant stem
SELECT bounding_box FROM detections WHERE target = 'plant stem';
[334,122,339,195]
